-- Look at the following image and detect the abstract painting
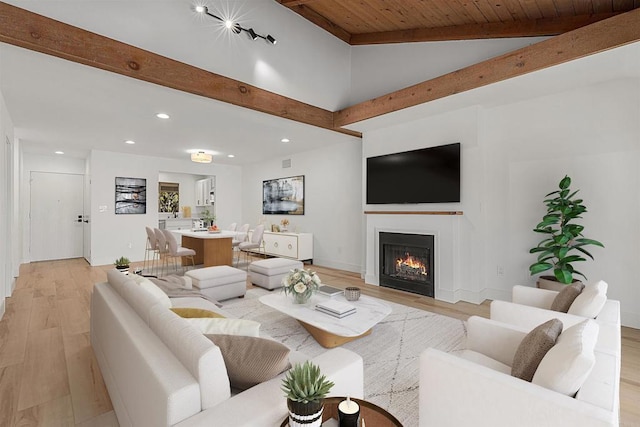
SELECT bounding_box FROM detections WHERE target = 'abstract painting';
[263,175,304,215]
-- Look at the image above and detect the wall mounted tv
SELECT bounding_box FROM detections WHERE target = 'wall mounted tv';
[366,143,461,204]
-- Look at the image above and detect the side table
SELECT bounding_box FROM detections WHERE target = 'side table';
[280,396,402,426]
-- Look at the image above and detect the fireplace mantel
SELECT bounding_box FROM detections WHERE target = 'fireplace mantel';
[364,211,463,215]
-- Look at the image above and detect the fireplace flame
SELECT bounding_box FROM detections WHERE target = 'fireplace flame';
[396,253,428,276]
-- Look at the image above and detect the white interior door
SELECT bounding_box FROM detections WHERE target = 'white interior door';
[30,172,84,262]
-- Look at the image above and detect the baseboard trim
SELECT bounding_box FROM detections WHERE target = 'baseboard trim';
[312,258,361,274]
[621,310,640,329]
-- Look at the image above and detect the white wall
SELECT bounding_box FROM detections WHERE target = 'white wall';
[349,37,547,105]
[242,139,363,272]
[363,78,640,328]
[89,150,242,266]
[0,86,15,319]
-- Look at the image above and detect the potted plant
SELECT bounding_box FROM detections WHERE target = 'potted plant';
[282,361,334,427]
[529,175,604,290]
[201,208,216,227]
[114,256,130,271]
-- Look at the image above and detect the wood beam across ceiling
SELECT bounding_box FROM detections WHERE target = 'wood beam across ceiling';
[0,2,361,138]
[350,13,619,45]
[334,8,640,127]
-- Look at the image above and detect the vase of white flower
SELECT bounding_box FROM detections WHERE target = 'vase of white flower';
[282,268,321,304]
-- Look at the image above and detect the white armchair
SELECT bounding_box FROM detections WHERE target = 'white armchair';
[419,316,618,427]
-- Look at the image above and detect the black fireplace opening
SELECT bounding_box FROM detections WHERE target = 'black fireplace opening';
[379,232,434,298]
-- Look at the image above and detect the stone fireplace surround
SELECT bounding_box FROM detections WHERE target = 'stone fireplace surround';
[364,212,479,304]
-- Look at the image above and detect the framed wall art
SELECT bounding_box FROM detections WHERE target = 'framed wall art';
[115,177,147,214]
[262,175,305,215]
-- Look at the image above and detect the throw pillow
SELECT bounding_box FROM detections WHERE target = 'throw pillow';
[568,280,608,318]
[130,274,172,309]
[170,307,225,319]
[532,319,598,396]
[550,282,585,313]
[511,318,563,382]
[186,318,260,337]
[206,334,291,391]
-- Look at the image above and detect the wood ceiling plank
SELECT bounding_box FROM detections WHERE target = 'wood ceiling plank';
[286,3,352,42]
[453,0,492,24]
[487,0,519,22]
[516,0,545,19]
[336,9,640,126]
[551,0,576,15]
[592,0,614,13]
[446,0,486,24]
[613,0,635,11]
[534,0,561,17]
[278,0,321,6]
[470,0,504,22]
[349,13,617,44]
[572,0,593,14]
[502,0,530,20]
[0,2,360,137]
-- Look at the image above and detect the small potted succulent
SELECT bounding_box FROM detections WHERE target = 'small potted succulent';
[282,361,334,427]
[114,256,130,271]
[529,175,604,290]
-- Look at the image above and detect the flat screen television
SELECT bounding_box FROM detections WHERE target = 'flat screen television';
[366,143,460,204]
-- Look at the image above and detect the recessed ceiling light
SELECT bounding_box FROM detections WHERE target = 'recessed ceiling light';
[55,151,64,155]
[227,154,235,158]
[281,138,290,143]
[125,140,136,145]
[156,113,170,119]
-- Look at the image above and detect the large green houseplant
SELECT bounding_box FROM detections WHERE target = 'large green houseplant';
[282,361,334,427]
[529,175,604,285]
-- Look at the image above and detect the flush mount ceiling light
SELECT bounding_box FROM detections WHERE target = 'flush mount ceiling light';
[125,140,136,144]
[194,5,276,44]
[191,151,213,163]
[156,113,170,119]
[281,138,290,143]
[55,151,64,155]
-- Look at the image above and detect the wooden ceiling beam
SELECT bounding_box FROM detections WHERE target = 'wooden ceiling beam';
[350,13,619,44]
[281,4,352,44]
[334,8,640,127]
[0,2,361,138]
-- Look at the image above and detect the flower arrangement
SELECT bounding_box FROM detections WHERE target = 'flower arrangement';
[280,218,290,230]
[282,268,321,304]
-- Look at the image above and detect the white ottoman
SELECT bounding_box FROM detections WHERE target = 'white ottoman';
[185,265,247,301]
[249,258,304,290]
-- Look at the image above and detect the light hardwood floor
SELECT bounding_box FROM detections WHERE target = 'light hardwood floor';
[0,258,638,426]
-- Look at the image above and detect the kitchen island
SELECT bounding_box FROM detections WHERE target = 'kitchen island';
[171,230,235,267]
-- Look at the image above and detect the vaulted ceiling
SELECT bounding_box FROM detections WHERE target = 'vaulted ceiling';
[279,0,640,44]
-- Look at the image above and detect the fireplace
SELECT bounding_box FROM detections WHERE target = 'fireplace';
[379,232,434,298]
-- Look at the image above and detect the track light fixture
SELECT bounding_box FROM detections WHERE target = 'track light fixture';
[195,5,276,45]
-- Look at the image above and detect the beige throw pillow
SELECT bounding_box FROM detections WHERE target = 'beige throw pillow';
[550,282,585,313]
[187,318,260,337]
[532,319,598,396]
[568,280,608,318]
[511,318,563,382]
[206,334,291,391]
[170,307,225,318]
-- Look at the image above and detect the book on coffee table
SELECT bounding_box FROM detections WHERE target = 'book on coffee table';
[318,285,344,296]
[315,306,356,318]
[315,299,356,318]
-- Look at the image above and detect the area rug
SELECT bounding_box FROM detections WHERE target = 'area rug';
[221,289,467,427]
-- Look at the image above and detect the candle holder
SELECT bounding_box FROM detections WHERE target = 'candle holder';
[338,397,360,427]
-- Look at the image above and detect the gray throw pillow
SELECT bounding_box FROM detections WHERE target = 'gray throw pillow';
[550,282,585,313]
[511,318,563,382]
[206,334,291,391]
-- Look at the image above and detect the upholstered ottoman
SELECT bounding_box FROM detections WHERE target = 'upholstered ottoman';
[185,265,246,301]
[249,258,303,290]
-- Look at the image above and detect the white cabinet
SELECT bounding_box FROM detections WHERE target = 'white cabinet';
[195,177,215,207]
[164,218,193,231]
[262,231,313,261]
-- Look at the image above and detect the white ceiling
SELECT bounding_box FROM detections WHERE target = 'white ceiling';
[1,1,638,165]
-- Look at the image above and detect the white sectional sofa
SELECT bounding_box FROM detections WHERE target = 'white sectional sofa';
[91,270,364,427]
[419,285,621,427]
